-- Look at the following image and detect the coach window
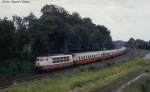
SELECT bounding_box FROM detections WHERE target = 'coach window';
[64,57,68,61]
[63,57,66,62]
[63,57,65,61]
[60,59,63,62]
[60,57,63,62]
[52,58,59,63]
[64,57,67,59]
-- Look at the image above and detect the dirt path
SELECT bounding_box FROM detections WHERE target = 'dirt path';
[143,52,150,60]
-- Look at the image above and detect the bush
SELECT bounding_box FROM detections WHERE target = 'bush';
[0,58,34,76]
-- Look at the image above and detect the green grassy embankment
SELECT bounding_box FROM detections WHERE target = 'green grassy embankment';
[0,50,147,92]
[117,55,150,92]
[118,74,150,92]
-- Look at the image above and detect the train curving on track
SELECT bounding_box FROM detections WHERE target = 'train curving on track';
[35,47,127,71]
[0,47,129,88]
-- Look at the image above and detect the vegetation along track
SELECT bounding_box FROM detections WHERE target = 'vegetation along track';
[0,49,134,89]
[0,73,53,88]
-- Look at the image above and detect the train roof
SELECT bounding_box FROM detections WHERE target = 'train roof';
[36,54,72,58]
[36,47,126,58]
[72,48,123,56]
[72,51,98,56]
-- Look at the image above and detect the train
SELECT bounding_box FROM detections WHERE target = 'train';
[35,47,127,71]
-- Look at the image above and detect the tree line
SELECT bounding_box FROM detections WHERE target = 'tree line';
[126,38,150,50]
[0,5,114,76]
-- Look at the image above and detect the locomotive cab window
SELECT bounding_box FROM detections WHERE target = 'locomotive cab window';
[36,58,39,61]
[46,58,48,61]
[39,58,44,61]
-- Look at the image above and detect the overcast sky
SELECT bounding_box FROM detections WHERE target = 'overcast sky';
[0,0,150,41]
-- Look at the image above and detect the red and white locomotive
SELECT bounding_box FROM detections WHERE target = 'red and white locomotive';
[35,47,126,70]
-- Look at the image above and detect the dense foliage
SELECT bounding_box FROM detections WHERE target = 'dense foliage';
[126,38,150,50]
[0,5,114,76]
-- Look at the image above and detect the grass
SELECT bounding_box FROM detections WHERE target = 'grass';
[117,59,150,92]
[117,73,150,92]
[0,49,148,92]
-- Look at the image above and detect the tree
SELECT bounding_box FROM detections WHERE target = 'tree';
[41,4,68,17]
[0,19,16,60]
[126,38,136,48]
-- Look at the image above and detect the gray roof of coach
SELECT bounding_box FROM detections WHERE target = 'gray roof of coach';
[37,54,71,58]
[72,51,98,56]
[72,49,118,56]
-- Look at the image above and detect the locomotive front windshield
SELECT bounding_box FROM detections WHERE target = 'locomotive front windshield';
[36,58,39,61]
[36,58,44,62]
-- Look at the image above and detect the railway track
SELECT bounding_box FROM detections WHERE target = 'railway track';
[0,49,134,89]
[0,73,53,88]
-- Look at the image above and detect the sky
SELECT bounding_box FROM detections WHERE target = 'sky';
[0,0,150,41]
